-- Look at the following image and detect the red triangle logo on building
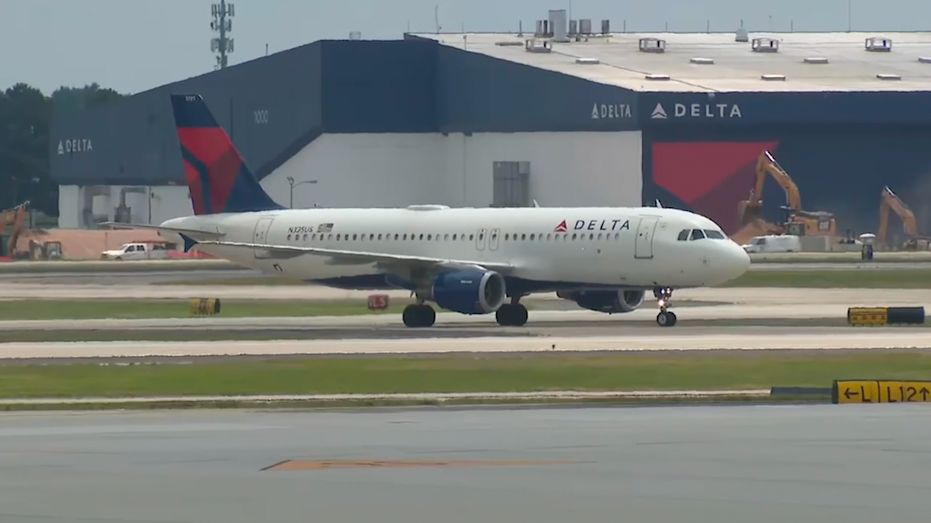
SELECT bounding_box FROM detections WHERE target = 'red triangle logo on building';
[554,220,568,232]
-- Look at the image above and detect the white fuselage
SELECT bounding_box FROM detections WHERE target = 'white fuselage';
[159,205,750,292]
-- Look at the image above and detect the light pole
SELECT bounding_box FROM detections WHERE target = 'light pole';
[286,176,318,208]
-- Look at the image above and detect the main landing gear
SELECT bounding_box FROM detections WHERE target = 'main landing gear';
[402,302,436,328]
[496,298,528,327]
[654,287,677,327]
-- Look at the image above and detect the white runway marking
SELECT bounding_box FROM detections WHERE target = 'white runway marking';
[2,330,931,359]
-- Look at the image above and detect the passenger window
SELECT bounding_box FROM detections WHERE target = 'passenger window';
[452,234,457,240]
[689,229,706,240]
[370,234,374,240]
[303,234,308,241]
[469,234,474,240]
[589,233,594,240]
[704,229,725,239]
[677,229,689,241]
[352,234,357,240]
[427,234,432,240]
[419,234,424,240]
[572,233,577,240]
[444,234,449,240]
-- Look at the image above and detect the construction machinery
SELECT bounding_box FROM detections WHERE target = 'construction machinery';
[735,151,837,241]
[0,201,29,258]
[878,186,930,250]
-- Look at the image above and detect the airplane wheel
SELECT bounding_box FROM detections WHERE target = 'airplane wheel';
[656,311,677,327]
[496,304,528,327]
[403,304,435,328]
[495,305,513,326]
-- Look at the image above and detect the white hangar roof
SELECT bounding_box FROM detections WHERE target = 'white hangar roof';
[411,31,931,93]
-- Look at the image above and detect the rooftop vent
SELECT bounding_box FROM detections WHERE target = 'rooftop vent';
[761,74,786,81]
[876,73,901,80]
[580,19,593,35]
[349,31,362,40]
[549,9,568,42]
[524,39,552,53]
[645,74,670,81]
[865,37,892,52]
[495,40,523,46]
[690,57,715,65]
[804,57,829,64]
[639,37,666,53]
[752,37,779,53]
[919,57,931,64]
[735,26,749,42]
[575,57,600,64]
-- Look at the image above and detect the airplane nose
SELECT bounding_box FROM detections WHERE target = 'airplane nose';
[721,241,751,279]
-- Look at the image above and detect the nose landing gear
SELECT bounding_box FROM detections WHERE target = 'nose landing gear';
[653,287,676,327]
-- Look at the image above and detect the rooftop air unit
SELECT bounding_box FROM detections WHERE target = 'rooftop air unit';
[580,19,592,35]
[569,19,578,36]
[639,37,666,53]
[865,37,893,52]
[804,57,829,64]
[752,37,779,52]
[601,19,610,35]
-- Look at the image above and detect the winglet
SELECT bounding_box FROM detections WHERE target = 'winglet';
[178,233,199,253]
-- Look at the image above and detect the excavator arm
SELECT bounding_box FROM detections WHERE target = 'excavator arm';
[737,151,803,228]
[0,201,28,258]
[879,186,918,248]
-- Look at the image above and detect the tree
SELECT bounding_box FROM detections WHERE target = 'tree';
[0,82,124,216]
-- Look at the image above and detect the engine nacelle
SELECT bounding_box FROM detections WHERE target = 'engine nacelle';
[557,290,645,314]
[431,270,507,315]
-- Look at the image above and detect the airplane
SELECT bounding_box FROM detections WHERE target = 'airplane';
[108,93,751,329]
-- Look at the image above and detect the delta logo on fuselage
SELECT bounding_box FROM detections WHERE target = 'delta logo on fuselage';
[554,219,630,233]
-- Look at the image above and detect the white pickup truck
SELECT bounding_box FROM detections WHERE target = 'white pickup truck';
[101,242,173,261]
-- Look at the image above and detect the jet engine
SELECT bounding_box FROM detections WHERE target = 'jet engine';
[557,290,645,313]
[430,270,507,315]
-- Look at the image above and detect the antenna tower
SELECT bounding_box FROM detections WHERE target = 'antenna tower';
[210,1,235,69]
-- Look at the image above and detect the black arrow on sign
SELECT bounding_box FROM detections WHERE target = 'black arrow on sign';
[920,388,929,401]
[845,389,860,399]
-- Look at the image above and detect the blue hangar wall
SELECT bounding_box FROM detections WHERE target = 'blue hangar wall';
[637,91,931,239]
[50,37,638,188]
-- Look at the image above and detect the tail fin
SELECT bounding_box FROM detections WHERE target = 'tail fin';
[170,94,284,215]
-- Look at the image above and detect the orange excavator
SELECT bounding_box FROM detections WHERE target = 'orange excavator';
[734,151,836,243]
[0,201,29,258]
[878,186,930,250]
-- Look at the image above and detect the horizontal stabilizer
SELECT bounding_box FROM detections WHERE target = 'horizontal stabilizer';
[194,240,515,273]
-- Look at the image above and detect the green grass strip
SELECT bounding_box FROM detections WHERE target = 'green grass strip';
[2,352,930,399]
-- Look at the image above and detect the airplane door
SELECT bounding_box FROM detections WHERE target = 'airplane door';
[253,217,275,259]
[475,228,487,251]
[489,228,500,251]
[634,216,660,259]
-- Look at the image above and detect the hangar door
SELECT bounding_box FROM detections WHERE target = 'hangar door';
[492,161,531,207]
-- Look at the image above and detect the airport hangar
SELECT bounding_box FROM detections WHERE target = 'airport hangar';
[50,20,931,239]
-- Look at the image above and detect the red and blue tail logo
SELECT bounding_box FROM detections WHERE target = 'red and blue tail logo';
[170,94,284,216]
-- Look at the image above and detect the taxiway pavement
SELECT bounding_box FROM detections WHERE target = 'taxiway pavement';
[0,405,928,523]
[3,327,931,359]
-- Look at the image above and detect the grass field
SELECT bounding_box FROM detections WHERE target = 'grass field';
[1,352,930,399]
[157,270,931,289]
[0,298,420,321]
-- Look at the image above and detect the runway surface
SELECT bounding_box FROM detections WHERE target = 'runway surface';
[1,405,929,523]
[3,327,931,358]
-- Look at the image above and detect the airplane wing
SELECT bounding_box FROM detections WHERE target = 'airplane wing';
[194,240,516,274]
[99,222,225,240]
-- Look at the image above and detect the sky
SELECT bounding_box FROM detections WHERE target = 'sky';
[2,0,930,95]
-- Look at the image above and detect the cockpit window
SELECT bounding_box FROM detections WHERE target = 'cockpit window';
[677,229,689,241]
[689,229,706,240]
[703,229,725,239]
